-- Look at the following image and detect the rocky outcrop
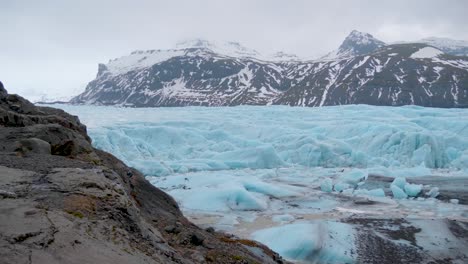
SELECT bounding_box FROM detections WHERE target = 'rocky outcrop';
[0,81,7,96]
[0,84,286,264]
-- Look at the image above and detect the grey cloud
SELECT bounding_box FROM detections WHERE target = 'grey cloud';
[1,0,467,99]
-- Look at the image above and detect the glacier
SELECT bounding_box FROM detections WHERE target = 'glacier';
[56,104,468,172]
[50,104,468,263]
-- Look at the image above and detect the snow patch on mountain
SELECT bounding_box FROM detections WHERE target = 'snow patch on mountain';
[421,37,468,48]
[410,47,444,59]
[106,49,186,75]
[100,39,302,77]
[420,37,468,56]
[176,39,260,58]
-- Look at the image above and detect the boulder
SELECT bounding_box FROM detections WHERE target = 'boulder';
[15,138,51,155]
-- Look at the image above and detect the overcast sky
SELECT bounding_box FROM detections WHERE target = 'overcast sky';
[2,0,468,101]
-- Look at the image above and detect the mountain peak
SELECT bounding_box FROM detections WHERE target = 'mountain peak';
[346,30,379,42]
[321,30,386,60]
[175,39,260,57]
[339,30,385,54]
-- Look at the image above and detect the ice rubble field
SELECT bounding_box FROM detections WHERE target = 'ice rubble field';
[54,104,468,263]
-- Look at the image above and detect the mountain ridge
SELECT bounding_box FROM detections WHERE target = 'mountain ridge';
[70,31,468,108]
[321,30,386,60]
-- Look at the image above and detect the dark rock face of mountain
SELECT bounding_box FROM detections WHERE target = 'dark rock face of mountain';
[339,30,386,56]
[275,44,468,107]
[0,81,6,96]
[0,85,285,264]
[72,49,288,107]
[322,30,386,59]
[71,31,468,108]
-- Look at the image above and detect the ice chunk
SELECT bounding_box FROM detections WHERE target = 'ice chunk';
[171,186,267,212]
[426,187,440,198]
[243,181,297,198]
[334,182,352,192]
[251,221,355,263]
[449,199,459,204]
[252,223,315,261]
[404,183,423,197]
[391,185,408,199]
[320,178,333,193]
[391,177,407,189]
[341,169,368,186]
[342,188,354,195]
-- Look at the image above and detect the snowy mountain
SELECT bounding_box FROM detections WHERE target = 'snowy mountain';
[73,47,287,106]
[175,39,262,58]
[71,31,468,108]
[275,43,468,107]
[419,37,468,57]
[175,39,299,61]
[321,30,386,60]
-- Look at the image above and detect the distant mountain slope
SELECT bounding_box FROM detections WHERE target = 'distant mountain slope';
[72,48,288,106]
[71,31,468,108]
[419,37,468,57]
[275,44,468,107]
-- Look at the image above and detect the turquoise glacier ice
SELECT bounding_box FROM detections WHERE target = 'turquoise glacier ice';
[51,104,468,263]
